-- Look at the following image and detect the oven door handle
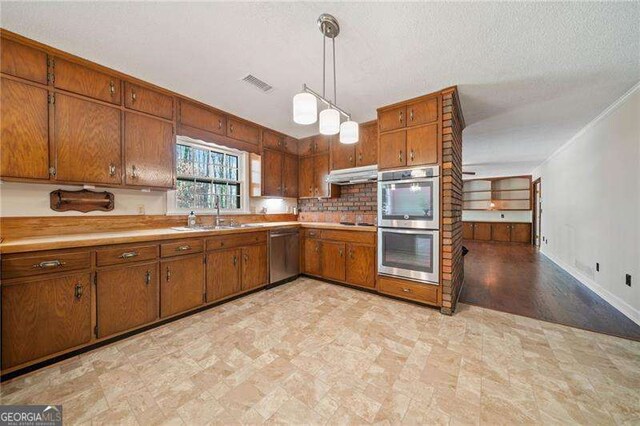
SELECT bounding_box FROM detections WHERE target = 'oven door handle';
[378,228,439,235]
[379,177,436,185]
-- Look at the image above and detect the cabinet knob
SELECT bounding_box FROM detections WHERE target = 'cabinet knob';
[109,163,117,177]
[230,123,234,133]
[166,266,171,282]
[244,253,248,262]
[233,255,237,266]
[409,150,415,162]
[131,165,138,179]
[410,109,414,121]
[339,249,343,257]
[131,90,137,103]
[398,150,403,163]
[74,283,84,299]
[402,287,411,293]
[399,111,404,123]
[218,119,222,130]
[349,156,353,163]
[109,81,116,95]
[145,271,151,285]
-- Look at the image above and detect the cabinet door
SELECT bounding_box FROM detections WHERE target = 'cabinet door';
[406,123,438,166]
[299,156,315,198]
[124,112,174,188]
[321,241,346,282]
[473,223,492,241]
[512,224,532,243]
[1,78,49,179]
[242,244,268,290]
[356,122,378,167]
[54,58,121,104]
[206,249,241,302]
[406,97,438,127]
[378,106,406,132]
[55,94,121,184]
[283,136,298,155]
[228,118,260,145]
[96,262,158,338]
[492,223,511,242]
[314,153,331,198]
[346,244,375,288]
[124,82,173,120]
[283,154,299,198]
[179,100,226,135]
[463,223,475,240]
[331,137,356,171]
[378,131,406,170]
[298,137,314,157]
[160,255,204,318]
[262,149,283,196]
[1,37,47,84]
[312,134,330,154]
[1,273,91,369]
[303,239,322,276]
[263,130,284,150]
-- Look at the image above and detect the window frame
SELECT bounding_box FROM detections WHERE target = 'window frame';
[167,136,250,215]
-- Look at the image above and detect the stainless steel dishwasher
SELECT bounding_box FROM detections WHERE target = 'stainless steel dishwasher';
[270,228,300,284]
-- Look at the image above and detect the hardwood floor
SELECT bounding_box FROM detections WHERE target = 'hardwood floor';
[460,240,640,341]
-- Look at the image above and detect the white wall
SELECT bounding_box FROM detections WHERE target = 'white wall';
[462,210,532,223]
[532,84,640,324]
[0,182,297,217]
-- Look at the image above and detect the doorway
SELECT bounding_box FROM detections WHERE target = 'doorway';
[532,178,541,247]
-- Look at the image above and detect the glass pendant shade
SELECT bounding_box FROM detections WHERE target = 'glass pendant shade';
[319,108,340,135]
[293,92,317,124]
[339,120,359,144]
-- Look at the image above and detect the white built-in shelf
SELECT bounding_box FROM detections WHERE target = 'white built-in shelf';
[463,176,532,211]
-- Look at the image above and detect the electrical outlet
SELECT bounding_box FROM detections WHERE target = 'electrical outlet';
[596,263,599,272]
[500,214,504,219]
[137,204,145,215]
[626,274,632,287]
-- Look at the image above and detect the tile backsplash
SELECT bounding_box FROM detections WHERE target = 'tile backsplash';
[298,183,377,224]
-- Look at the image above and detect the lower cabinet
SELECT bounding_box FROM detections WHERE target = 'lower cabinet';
[346,244,376,288]
[377,275,439,306]
[463,222,532,244]
[96,262,158,338]
[302,230,376,289]
[160,254,204,318]
[206,248,241,302]
[1,273,92,369]
[241,244,268,290]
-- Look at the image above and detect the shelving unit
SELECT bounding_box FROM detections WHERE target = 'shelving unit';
[463,176,532,210]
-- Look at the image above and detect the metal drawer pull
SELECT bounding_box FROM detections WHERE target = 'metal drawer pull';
[218,119,222,130]
[244,253,248,262]
[131,165,138,179]
[233,255,237,266]
[176,245,191,251]
[410,150,415,161]
[131,90,137,103]
[398,150,403,163]
[74,283,84,299]
[399,111,403,123]
[33,260,64,269]
[119,251,138,259]
[145,271,151,285]
[410,109,414,121]
[109,163,117,176]
[109,81,116,94]
[402,288,412,293]
[339,249,343,257]
[166,267,171,282]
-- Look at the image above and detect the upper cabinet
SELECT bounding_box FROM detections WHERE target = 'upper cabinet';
[0,37,47,84]
[377,94,440,170]
[262,130,284,150]
[124,82,174,120]
[178,100,226,135]
[227,118,260,146]
[329,121,378,171]
[124,112,174,188]
[261,149,299,198]
[299,134,330,157]
[53,58,121,104]
[0,77,49,179]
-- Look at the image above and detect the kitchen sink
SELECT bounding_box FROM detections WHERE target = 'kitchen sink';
[171,223,265,231]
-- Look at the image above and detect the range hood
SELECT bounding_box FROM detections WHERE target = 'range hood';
[326,165,378,185]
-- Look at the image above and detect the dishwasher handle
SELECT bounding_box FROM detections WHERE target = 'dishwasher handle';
[270,230,299,237]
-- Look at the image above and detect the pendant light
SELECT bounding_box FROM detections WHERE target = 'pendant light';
[292,14,358,144]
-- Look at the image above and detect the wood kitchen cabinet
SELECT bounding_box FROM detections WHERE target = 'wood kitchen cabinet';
[299,156,315,198]
[321,241,346,282]
[263,130,285,150]
[96,262,158,338]
[206,248,241,302]
[303,238,322,276]
[331,138,356,170]
[227,118,260,146]
[473,223,492,241]
[262,150,299,198]
[283,154,299,198]
[241,244,268,290]
[54,93,122,184]
[124,112,174,188]
[377,94,439,170]
[0,77,50,179]
[356,121,378,167]
[124,82,174,120]
[1,273,92,369]
[492,223,511,242]
[298,153,339,199]
[178,100,226,136]
[463,222,475,240]
[511,223,532,243]
[53,58,121,104]
[299,134,330,157]
[463,222,532,244]
[346,244,376,288]
[0,36,47,84]
[160,254,204,318]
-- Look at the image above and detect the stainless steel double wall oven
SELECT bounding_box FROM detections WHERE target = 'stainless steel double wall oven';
[377,166,440,285]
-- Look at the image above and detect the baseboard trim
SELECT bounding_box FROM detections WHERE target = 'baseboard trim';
[541,249,640,326]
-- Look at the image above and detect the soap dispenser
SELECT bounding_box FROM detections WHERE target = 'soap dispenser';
[187,211,197,228]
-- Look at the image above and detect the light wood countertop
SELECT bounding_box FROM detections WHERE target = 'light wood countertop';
[0,222,377,254]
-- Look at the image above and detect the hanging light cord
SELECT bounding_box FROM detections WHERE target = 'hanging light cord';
[322,24,326,99]
[332,36,337,105]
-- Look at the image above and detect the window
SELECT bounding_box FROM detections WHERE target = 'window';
[172,138,245,212]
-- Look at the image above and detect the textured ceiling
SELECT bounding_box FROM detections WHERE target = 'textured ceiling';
[1,2,638,177]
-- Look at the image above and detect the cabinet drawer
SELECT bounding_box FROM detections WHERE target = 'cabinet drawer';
[124,82,173,120]
[96,244,158,267]
[320,230,376,245]
[53,58,121,104]
[206,231,267,251]
[378,276,439,305]
[161,239,204,258]
[2,251,91,280]
[303,229,322,239]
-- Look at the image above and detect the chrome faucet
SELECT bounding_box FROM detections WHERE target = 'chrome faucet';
[214,194,223,227]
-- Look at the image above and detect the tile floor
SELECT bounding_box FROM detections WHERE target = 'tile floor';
[1,278,639,425]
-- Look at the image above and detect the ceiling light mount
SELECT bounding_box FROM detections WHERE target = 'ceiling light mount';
[293,14,358,144]
[317,14,340,38]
